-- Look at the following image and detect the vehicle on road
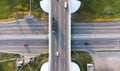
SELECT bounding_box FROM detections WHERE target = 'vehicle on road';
[52,17,56,33]
[23,43,28,47]
[56,51,59,56]
[52,24,55,33]
[64,2,68,9]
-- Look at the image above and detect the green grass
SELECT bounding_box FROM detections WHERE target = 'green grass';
[71,51,93,71]
[0,61,16,71]
[2,0,120,22]
[0,53,48,71]
[0,52,20,60]
[72,0,120,22]
[0,0,48,22]
[0,53,20,71]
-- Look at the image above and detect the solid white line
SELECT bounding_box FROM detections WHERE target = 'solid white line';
[72,34,120,39]
[1,35,47,37]
[72,26,120,28]
[68,0,71,71]
[49,0,52,71]
[0,27,47,29]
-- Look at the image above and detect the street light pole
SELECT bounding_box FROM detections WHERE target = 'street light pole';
[29,0,31,16]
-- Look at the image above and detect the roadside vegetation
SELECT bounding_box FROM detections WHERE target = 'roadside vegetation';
[71,51,93,71]
[20,53,48,71]
[0,0,48,22]
[0,53,20,71]
[72,0,120,22]
[0,52,48,71]
[1,0,120,22]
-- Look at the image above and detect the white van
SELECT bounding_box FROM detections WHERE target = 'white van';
[64,2,68,9]
[56,51,59,56]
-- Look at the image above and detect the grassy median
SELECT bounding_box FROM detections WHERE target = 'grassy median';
[71,51,93,71]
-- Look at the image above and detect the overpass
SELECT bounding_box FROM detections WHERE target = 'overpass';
[40,0,81,71]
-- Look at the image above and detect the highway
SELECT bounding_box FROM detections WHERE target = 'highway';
[71,22,120,50]
[57,0,70,71]
[0,39,48,54]
[72,22,120,34]
[51,0,71,71]
[50,0,59,71]
[0,19,48,35]
[0,18,48,63]
[72,38,120,50]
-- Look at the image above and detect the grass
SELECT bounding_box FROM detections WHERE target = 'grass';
[71,51,93,71]
[72,0,120,22]
[0,0,48,22]
[1,0,120,22]
[0,61,16,71]
[0,52,20,60]
[0,52,48,71]
[0,53,20,71]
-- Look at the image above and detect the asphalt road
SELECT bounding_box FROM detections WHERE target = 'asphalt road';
[57,0,70,71]
[0,18,48,35]
[71,22,120,50]
[51,0,70,71]
[50,0,59,71]
[0,39,48,54]
[0,18,48,63]
[72,22,120,34]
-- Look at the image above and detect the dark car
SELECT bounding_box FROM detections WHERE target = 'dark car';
[52,17,56,33]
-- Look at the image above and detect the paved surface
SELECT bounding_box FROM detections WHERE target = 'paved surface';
[71,22,120,71]
[72,22,120,34]
[93,52,120,71]
[50,0,59,71]
[71,38,120,50]
[51,0,70,71]
[71,22,120,50]
[0,17,48,63]
[0,19,48,35]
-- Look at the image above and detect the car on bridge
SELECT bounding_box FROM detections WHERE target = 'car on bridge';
[64,1,68,9]
[52,17,56,33]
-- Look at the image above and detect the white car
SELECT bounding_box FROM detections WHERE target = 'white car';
[56,51,59,56]
[64,2,68,9]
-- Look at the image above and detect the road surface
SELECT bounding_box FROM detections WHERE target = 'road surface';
[0,18,48,63]
[51,0,71,71]
[71,22,120,50]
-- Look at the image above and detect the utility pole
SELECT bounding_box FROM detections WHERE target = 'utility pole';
[29,0,32,16]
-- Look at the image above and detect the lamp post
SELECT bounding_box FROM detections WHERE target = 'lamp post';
[29,0,31,16]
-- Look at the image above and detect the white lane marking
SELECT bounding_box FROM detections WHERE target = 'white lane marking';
[87,30,92,32]
[113,30,119,32]
[55,7,57,12]
[63,31,66,36]
[64,41,65,46]
[72,26,120,28]
[100,30,105,32]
